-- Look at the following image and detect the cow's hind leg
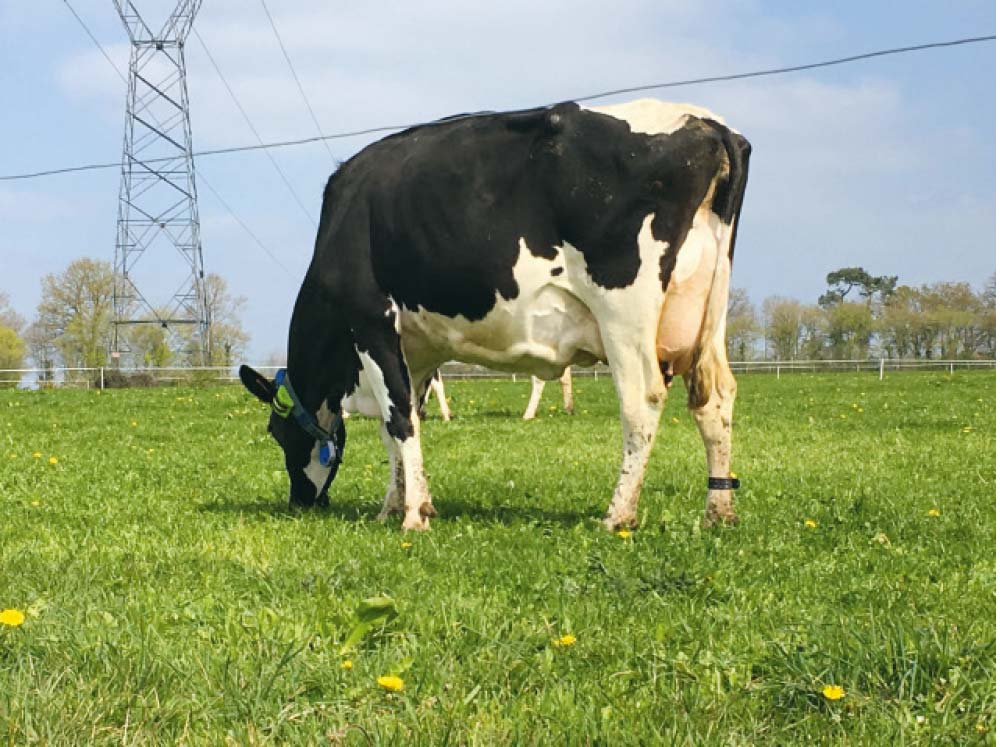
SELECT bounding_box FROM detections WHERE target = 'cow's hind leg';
[602,332,668,530]
[559,367,574,415]
[686,350,738,527]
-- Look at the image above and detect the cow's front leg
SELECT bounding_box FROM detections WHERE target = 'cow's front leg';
[376,424,405,520]
[687,361,738,527]
[354,317,436,531]
[602,336,667,530]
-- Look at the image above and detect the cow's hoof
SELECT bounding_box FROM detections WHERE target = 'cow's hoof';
[602,513,638,532]
[376,505,404,522]
[701,510,739,528]
[316,492,330,509]
[402,514,430,531]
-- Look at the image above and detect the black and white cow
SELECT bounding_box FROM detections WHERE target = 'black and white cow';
[240,98,750,531]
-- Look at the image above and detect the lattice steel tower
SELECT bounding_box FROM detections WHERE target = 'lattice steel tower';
[111,0,208,364]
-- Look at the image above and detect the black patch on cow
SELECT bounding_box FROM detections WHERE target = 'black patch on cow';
[550,266,564,277]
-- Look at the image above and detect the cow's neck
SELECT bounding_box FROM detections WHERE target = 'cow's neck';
[286,287,337,415]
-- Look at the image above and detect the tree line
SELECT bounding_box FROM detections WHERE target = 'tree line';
[0,261,994,374]
[0,258,249,374]
[727,267,996,361]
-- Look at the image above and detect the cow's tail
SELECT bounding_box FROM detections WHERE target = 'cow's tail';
[687,124,751,410]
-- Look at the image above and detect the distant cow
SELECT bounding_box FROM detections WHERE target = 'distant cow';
[240,99,750,531]
[522,367,574,420]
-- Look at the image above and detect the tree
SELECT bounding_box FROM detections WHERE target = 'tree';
[762,297,804,360]
[826,302,873,359]
[203,274,249,367]
[726,288,758,360]
[127,312,173,368]
[819,267,897,309]
[0,292,25,333]
[35,258,114,369]
[0,292,27,377]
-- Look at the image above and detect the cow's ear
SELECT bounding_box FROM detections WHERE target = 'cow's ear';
[239,364,276,404]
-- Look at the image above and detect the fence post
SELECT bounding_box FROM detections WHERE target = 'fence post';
[776,365,780,380]
[100,367,105,390]
[879,358,884,381]
[949,362,954,375]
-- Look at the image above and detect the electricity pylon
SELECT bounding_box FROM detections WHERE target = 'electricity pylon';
[111,0,209,365]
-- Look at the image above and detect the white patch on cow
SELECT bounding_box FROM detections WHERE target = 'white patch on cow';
[302,399,337,498]
[584,98,735,136]
[356,349,395,422]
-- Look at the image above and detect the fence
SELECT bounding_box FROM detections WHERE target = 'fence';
[0,358,994,390]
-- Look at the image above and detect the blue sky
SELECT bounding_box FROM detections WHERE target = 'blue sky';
[0,1,995,361]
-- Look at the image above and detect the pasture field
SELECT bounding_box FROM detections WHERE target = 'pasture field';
[0,371,995,746]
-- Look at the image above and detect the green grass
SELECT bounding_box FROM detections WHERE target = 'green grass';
[0,371,995,746]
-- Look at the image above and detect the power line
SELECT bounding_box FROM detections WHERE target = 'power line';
[60,0,128,84]
[58,0,299,280]
[196,173,297,281]
[259,0,338,167]
[192,27,316,225]
[3,33,994,182]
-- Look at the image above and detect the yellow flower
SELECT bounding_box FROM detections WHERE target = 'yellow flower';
[48,456,58,465]
[976,724,987,734]
[804,519,817,529]
[616,529,631,539]
[0,609,26,627]
[30,501,40,507]
[130,421,137,427]
[341,660,353,670]
[822,684,845,701]
[552,634,577,647]
[927,508,941,517]
[670,417,680,424]
[401,542,413,549]
[8,453,16,459]
[377,675,404,692]
[32,452,41,459]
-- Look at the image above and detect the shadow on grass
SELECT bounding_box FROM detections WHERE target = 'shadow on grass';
[196,493,595,528]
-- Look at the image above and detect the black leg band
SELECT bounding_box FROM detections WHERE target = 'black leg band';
[708,476,741,490]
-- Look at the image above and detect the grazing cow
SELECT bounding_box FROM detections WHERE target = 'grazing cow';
[522,367,574,420]
[239,98,750,531]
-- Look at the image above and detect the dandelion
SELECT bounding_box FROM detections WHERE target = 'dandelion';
[552,633,577,648]
[32,452,41,459]
[670,417,680,424]
[976,724,987,734]
[130,421,137,427]
[377,675,404,692]
[822,684,845,701]
[927,508,941,517]
[401,542,413,549]
[30,500,40,507]
[341,660,353,670]
[8,453,16,459]
[0,609,26,627]
[48,456,58,465]
[804,519,817,529]
[617,529,632,539]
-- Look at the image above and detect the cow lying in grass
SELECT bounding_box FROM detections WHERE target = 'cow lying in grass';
[240,98,750,531]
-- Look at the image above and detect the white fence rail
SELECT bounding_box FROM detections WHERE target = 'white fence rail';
[0,359,994,390]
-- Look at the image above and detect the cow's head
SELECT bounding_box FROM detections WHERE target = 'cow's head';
[238,364,344,508]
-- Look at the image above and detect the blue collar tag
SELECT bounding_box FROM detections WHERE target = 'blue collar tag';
[318,440,336,466]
